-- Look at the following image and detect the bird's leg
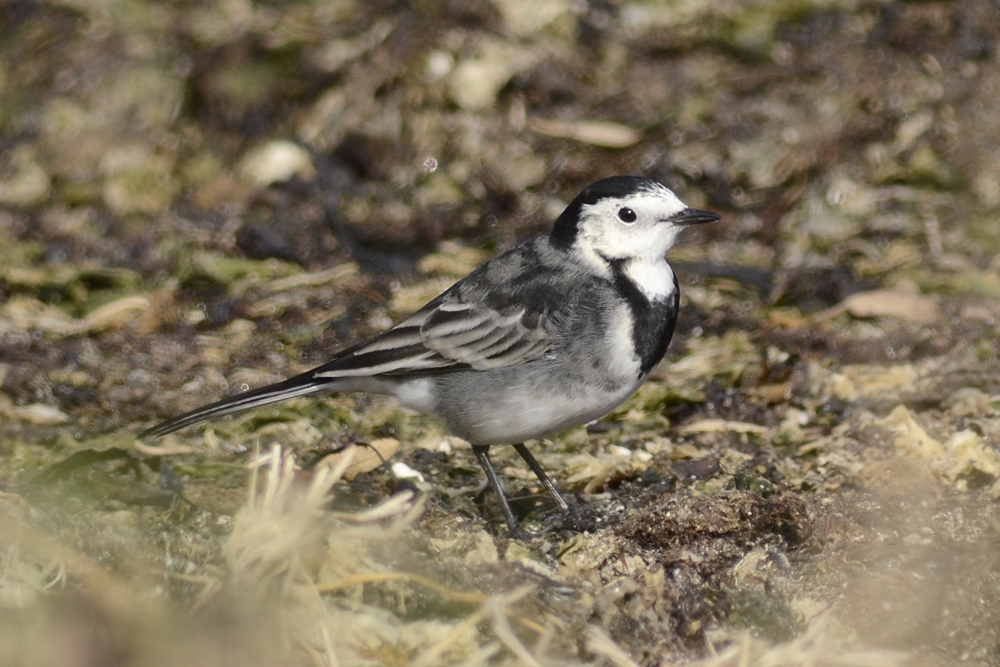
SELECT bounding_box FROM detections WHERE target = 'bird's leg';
[512,443,571,512]
[471,445,526,538]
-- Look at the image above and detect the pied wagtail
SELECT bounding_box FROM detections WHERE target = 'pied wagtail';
[141,176,720,536]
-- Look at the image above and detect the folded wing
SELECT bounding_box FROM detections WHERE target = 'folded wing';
[141,296,550,438]
[314,299,549,379]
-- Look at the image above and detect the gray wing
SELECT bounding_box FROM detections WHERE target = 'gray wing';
[140,298,549,438]
[312,297,549,379]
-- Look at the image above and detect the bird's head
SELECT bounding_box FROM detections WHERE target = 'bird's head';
[551,176,720,263]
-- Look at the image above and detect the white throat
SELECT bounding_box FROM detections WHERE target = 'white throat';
[624,256,676,302]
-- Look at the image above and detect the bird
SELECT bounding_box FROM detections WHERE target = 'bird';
[140,176,721,536]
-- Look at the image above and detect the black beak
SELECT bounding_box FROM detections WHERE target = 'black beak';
[669,208,722,225]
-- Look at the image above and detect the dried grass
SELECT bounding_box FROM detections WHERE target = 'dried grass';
[0,443,919,667]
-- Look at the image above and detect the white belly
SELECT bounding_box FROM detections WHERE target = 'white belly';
[437,375,643,445]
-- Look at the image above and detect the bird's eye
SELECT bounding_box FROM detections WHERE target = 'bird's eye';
[617,207,637,223]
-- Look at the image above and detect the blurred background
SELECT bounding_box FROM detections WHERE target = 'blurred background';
[2,0,1000,665]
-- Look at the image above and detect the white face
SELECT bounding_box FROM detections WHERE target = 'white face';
[573,183,690,263]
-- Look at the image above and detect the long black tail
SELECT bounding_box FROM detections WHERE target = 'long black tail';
[139,370,331,439]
